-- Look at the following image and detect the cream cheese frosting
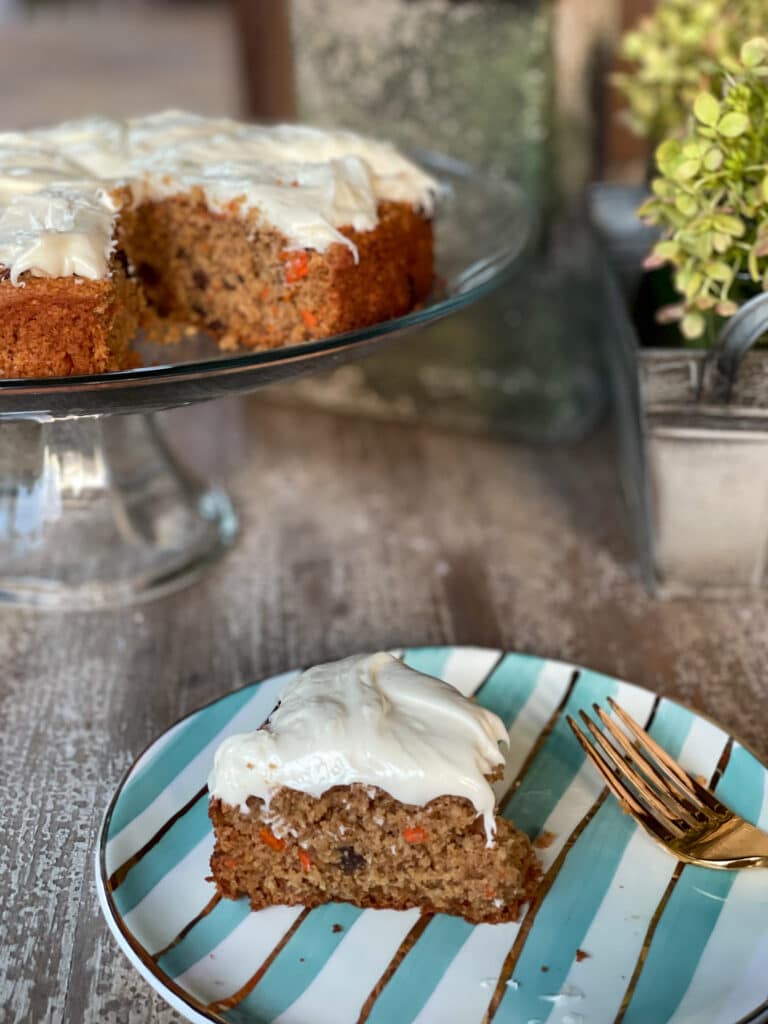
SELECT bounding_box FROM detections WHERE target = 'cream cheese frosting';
[208,652,509,843]
[0,110,437,284]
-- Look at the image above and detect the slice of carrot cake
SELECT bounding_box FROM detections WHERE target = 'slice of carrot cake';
[0,112,436,378]
[208,652,539,925]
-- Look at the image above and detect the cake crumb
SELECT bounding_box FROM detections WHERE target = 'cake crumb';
[332,923,344,934]
[541,965,549,973]
[575,948,590,962]
[534,831,556,849]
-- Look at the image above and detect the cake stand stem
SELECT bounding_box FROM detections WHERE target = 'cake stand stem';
[0,412,237,609]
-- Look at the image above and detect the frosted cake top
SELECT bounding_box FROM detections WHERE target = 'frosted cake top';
[0,110,437,283]
[208,651,508,842]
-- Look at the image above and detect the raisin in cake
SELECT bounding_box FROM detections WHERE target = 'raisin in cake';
[208,652,539,925]
[0,111,436,378]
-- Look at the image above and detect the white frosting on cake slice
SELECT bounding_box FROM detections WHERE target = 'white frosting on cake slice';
[208,652,508,842]
[0,111,437,284]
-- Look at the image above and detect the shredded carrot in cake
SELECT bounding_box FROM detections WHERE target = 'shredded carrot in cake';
[301,309,318,328]
[282,251,310,283]
[298,849,312,872]
[259,827,286,851]
[403,826,430,844]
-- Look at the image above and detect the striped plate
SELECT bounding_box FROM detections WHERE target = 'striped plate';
[96,647,768,1024]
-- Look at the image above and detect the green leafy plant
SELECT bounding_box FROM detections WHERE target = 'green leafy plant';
[614,0,766,141]
[638,38,768,342]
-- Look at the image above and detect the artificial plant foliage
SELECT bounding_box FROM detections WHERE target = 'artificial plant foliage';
[614,0,766,142]
[638,38,768,342]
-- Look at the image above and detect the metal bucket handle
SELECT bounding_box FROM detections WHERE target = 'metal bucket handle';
[701,290,768,402]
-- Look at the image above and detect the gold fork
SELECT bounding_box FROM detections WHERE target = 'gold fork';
[567,698,768,869]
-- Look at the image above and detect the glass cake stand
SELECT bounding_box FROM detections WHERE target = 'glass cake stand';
[0,151,531,608]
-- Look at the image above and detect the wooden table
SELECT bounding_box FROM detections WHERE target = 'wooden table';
[2,395,766,1022]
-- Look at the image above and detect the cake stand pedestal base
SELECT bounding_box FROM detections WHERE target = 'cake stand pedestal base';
[0,413,237,609]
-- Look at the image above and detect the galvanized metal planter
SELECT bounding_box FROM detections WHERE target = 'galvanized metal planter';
[594,183,768,598]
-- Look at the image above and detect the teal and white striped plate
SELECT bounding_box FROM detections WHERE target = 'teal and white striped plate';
[96,647,768,1024]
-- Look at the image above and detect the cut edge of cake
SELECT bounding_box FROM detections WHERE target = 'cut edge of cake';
[209,783,540,926]
[207,652,541,925]
[0,256,143,378]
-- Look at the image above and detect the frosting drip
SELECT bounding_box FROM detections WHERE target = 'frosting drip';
[0,111,437,284]
[208,652,508,843]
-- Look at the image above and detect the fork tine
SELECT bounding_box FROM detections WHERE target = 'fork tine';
[607,697,727,814]
[578,711,686,836]
[568,716,673,844]
[593,705,704,827]
[568,716,648,817]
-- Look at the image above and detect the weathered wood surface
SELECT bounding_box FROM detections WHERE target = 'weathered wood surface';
[1,395,767,1023]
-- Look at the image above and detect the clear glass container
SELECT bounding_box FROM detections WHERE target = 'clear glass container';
[274,0,608,441]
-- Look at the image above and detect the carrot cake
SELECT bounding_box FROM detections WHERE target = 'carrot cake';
[208,652,540,925]
[0,111,436,378]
